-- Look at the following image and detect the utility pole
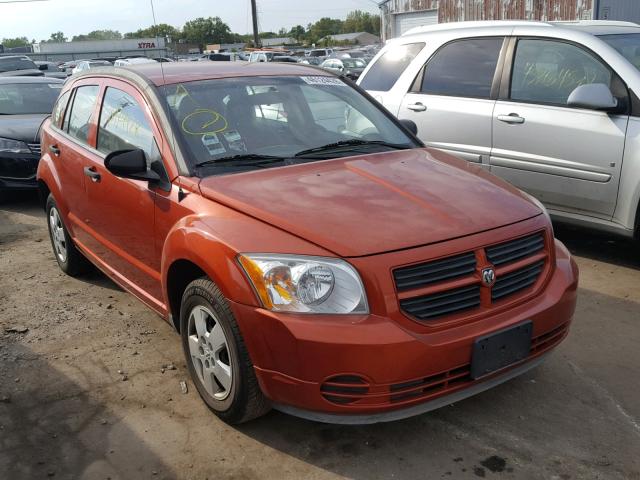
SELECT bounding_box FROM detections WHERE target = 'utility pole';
[251,0,261,48]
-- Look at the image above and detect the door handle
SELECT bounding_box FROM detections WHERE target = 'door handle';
[406,102,427,112]
[83,166,101,183]
[49,145,60,156]
[497,113,525,124]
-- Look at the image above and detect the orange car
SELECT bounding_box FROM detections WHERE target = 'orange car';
[37,63,578,424]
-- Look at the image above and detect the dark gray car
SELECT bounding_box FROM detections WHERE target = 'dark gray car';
[0,56,44,77]
[0,76,63,195]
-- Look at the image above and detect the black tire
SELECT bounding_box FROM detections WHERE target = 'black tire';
[45,194,90,276]
[180,277,270,424]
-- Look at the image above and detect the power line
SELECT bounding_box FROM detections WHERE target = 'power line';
[0,0,49,3]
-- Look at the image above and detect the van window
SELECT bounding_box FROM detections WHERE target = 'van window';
[510,39,612,105]
[421,37,503,98]
[97,87,158,165]
[66,85,99,145]
[359,43,425,92]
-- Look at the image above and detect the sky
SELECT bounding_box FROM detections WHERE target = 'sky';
[0,0,379,41]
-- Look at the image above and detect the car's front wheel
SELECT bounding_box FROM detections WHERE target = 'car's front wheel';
[180,278,270,424]
[45,194,90,276]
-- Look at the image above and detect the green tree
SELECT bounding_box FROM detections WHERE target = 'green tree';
[124,23,181,40]
[289,25,306,40]
[182,17,233,46]
[72,30,122,42]
[46,31,67,43]
[307,17,344,44]
[1,37,30,48]
[343,10,380,36]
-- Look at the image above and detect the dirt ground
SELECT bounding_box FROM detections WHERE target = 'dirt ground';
[1,191,639,480]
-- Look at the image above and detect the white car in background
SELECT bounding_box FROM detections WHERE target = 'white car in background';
[113,57,157,67]
[359,20,640,239]
[71,60,111,74]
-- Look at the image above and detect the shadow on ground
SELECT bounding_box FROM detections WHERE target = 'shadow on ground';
[0,344,173,480]
[554,223,639,270]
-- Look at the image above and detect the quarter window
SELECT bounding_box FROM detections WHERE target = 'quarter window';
[66,85,99,145]
[421,37,504,98]
[359,42,425,92]
[97,87,158,165]
[510,39,612,105]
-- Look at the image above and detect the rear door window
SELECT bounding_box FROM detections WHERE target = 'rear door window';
[359,42,425,92]
[420,37,504,98]
[66,85,99,145]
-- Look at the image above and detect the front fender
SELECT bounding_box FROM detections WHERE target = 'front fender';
[160,214,260,308]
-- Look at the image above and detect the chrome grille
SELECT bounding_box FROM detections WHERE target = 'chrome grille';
[393,252,476,291]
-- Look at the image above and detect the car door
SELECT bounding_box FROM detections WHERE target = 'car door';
[491,37,628,218]
[82,81,167,304]
[398,37,506,167]
[50,82,101,239]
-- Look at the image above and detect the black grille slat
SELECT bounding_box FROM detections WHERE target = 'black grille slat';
[492,261,544,301]
[486,233,544,266]
[400,285,481,320]
[28,143,42,156]
[394,253,476,291]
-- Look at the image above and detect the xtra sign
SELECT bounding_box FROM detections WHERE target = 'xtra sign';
[138,42,156,49]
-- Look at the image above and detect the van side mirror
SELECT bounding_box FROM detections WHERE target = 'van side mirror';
[399,119,418,136]
[567,83,618,111]
[105,149,160,182]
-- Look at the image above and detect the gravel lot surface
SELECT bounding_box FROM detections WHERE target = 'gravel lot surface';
[1,192,639,480]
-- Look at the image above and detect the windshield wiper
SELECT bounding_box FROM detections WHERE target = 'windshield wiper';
[194,154,288,169]
[294,139,410,158]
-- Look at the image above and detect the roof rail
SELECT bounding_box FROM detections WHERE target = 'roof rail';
[402,20,553,37]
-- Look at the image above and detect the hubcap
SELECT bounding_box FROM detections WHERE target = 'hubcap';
[49,207,67,263]
[187,305,233,401]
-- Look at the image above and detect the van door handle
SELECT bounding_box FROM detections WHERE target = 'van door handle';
[83,166,101,183]
[49,145,60,156]
[497,113,525,124]
[407,102,427,112]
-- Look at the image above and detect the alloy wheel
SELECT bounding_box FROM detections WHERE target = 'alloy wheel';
[187,305,233,400]
[49,207,67,263]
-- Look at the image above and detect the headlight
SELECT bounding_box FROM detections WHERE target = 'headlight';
[238,254,368,314]
[0,137,30,154]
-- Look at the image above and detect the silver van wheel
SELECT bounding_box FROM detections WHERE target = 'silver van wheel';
[49,206,67,263]
[187,305,233,401]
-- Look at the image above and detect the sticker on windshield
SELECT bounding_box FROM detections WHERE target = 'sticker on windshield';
[222,130,246,153]
[201,133,226,157]
[300,76,346,87]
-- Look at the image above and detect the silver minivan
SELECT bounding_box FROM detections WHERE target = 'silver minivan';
[359,20,640,238]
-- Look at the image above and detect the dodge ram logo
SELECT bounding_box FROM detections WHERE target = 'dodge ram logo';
[482,268,496,287]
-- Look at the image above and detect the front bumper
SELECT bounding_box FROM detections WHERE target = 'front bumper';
[0,153,39,190]
[230,239,578,423]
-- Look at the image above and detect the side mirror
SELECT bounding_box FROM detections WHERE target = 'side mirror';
[104,149,160,183]
[38,64,48,71]
[567,83,618,111]
[399,119,418,136]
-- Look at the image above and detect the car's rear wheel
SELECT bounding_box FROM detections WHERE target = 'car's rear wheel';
[45,194,90,276]
[180,278,270,424]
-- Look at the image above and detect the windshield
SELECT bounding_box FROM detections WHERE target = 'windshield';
[600,34,640,70]
[0,57,37,73]
[343,58,366,68]
[163,75,416,176]
[310,50,327,57]
[0,82,62,114]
